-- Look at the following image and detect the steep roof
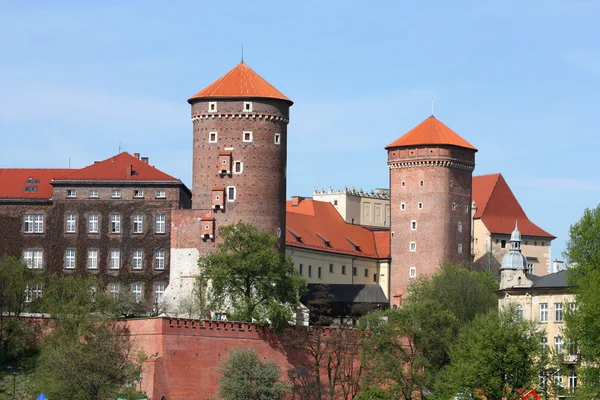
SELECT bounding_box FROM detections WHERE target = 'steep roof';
[0,169,72,200]
[54,152,179,183]
[188,63,292,104]
[302,284,389,304]
[385,116,477,151]
[472,173,555,238]
[531,270,568,289]
[286,199,390,259]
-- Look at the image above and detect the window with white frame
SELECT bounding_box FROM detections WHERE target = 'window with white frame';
[88,213,99,233]
[110,214,121,233]
[409,267,416,278]
[555,336,564,354]
[450,180,453,187]
[458,244,463,254]
[569,302,577,313]
[134,189,144,198]
[88,189,99,198]
[274,133,281,144]
[227,186,236,202]
[23,250,43,269]
[233,161,243,174]
[110,249,120,270]
[276,228,281,238]
[131,283,143,302]
[554,374,563,389]
[418,202,423,210]
[465,205,469,213]
[541,336,548,351]
[555,303,564,322]
[66,213,76,233]
[65,249,76,269]
[452,202,457,211]
[243,101,252,112]
[242,131,253,143]
[209,132,218,143]
[409,242,416,252]
[458,222,463,233]
[108,283,119,298]
[156,189,166,198]
[133,214,143,234]
[25,284,43,303]
[568,369,577,391]
[516,304,523,320]
[411,220,417,230]
[24,214,44,233]
[67,189,77,198]
[401,202,406,210]
[401,181,406,187]
[540,303,548,322]
[154,283,165,304]
[155,214,166,234]
[208,102,217,112]
[132,250,143,270]
[111,189,122,198]
[87,249,98,269]
[154,250,165,270]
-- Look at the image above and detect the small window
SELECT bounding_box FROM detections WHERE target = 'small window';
[342,265,347,275]
[329,264,334,273]
[333,200,338,206]
[308,265,312,278]
[458,222,463,233]
[465,205,469,213]
[401,202,406,210]
[156,190,166,199]
[542,242,545,246]
[540,303,548,322]
[110,214,121,234]
[23,249,43,269]
[24,214,44,233]
[411,220,417,230]
[450,180,453,187]
[111,189,122,198]
[132,250,143,270]
[110,249,120,270]
[501,240,507,249]
[133,214,143,234]
[373,273,377,282]
[409,267,416,278]
[364,268,369,278]
[66,213,77,233]
[535,241,538,246]
[87,249,98,269]
[276,228,281,238]
[401,181,406,187]
[155,214,166,234]
[243,101,253,112]
[208,102,217,112]
[452,202,457,211]
[209,132,218,143]
[65,249,76,269]
[274,133,281,144]
[318,267,322,279]
[227,186,236,202]
[134,189,144,198]
[555,303,564,322]
[155,250,165,270]
[409,242,416,252]
[67,189,77,198]
[418,202,423,210]
[154,283,166,304]
[243,131,253,143]
[299,264,303,276]
[353,267,357,276]
[458,244,463,254]
[420,180,424,187]
[88,213,99,233]
[131,283,143,302]
[88,189,99,198]
[233,161,243,174]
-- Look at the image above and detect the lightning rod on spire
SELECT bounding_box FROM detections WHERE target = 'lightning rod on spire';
[431,98,434,116]
[241,43,244,64]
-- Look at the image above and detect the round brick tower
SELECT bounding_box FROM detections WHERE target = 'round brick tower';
[386,116,477,306]
[188,62,292,246]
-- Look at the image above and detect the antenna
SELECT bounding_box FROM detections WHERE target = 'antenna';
[431,98,434,116]
[69,157,71,169]
[241,43,244,64]
[119,142,122,153]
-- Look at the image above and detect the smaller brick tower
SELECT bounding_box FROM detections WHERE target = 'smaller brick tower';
[386,116,477,306]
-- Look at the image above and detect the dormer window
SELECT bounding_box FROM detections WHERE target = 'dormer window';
[209,132,218,143]
[208,102,217,112]
[134,190,144,198]
[243,131,253,143]
[243,102,253,112]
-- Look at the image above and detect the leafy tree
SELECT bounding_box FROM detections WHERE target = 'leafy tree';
[354,387,395,400]
[435,307,544,400]
[198,221,306,331]
[217,347,290,400]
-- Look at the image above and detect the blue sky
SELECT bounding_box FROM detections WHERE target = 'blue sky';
[1,1,599,261]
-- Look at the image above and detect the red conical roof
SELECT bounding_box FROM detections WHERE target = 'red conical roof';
[385,116,477,151]
[188,63,292,104]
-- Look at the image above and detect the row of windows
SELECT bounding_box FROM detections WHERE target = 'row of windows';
[24,249,167,271]
[64,213,166,234]
[208,131,281,145]
[498,238,546,248]
[538,302,576,323]
[24,283,167,304]
[297,263,378,282]
[66,189,166,199]
[400,179,469,190]
[400,201,469,213]
[207,101,255,113]
[407,220,463,233]
[406,242,463,254]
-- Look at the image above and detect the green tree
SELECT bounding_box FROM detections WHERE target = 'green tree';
[436,307,544,400]
[198,221,306,331]
[217,347,290,400]
[354,387,394,400]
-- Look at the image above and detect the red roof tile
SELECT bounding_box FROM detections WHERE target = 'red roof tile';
[472,173,555,238]
[0,169,72,200]
[385,116,477,151]
[188,63,292,104]
[54,152,179,182]
[286,199,390,259]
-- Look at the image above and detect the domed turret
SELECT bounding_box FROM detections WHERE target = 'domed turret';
[501,222,527,270]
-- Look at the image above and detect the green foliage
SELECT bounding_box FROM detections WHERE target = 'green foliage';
[198,221,306,331]
[217,347,290,400]
[354,387,396,400]
[436,307,544,400]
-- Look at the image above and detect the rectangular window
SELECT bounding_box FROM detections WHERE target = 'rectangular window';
[108,283,119,298]
[353,267,357,276]
[23,249,43,269]
[318,267,322,279]
[568,370,577,390]
[418,202,423,210]
[541,336,548,351]
[555,336,564,354]
[569,302,577,313]
[25,284,43,302]
[243,131,253,142]
[409,267,416,278]
[111,189,122,198]
[132,250,143,270]
[155,250,165,270]
[66,213,76,233]
[308,265,312,278]
[110,214,121,233]
[364,268,369,277]
[133,214,143,234]
[458,222,463,233]
[329,264,334,273]
[299,264,303,276]
[274,133,281,144]
[156,190,166,198]
[401,202,406,210]
[234,161,243,174]
[540,303,548,322]
[452,202,457,211]
[501,240,507,248]
[134,189,144,198]
[401,181,406,187]
[24,214,44,233]
[209,132,218,143]
[88,213,99,233]
[227,186,236,202]
[420,180,424,187]
[373,273,377,282]
[65,249,76,269]
[67,189,77,198]
[155,214,166,234]
[409,242,416,252]
[450,180,453,187]
[87,249,98,269]
[154,283,165,304]
[458,244,463,254]
[342,265,346,275]
[208,102,217,112]
[411,220,417,230]
[110,249,120,270]
[243,101,252,112]
[131,283,143,302]
[555,303,564,322]
[88,189,99,198]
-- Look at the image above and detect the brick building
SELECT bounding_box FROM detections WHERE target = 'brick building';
[0,152,191,304]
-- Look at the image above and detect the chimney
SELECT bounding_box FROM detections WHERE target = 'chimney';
[291,196,304,207]
[141,157,149,164]
[134,153,140,159]
[126,164,133,177]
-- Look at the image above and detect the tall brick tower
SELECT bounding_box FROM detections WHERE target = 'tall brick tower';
[386,116,477,307]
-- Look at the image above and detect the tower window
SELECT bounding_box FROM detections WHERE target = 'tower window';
[458,244,463,254]
[452,202,457,211]
[274,133,281,144]
[401,202,406,210]
[243,131,253,143]
[418,202,423,210]
[401,181,406,187]
[465,205,469,213]
[227,186,236,202]
[209,132,218,143]
[233,161,243,174]
[243,102,252,112]
[411,220,417,230]
[420,180,424,187]
[409,242,416,252]
[458,222,463,233]
[208,102,217,112]
[409,267,416,278]
[450,180,453,187]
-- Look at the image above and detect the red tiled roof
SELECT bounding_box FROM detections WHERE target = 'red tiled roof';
[54,152,179,182]
[286,199,390,259]
[0,169,72,200]
[472,173,555,238]
[188,63,292,104]
[385,116,477,151]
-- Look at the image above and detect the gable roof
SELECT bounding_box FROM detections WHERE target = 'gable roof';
[188,63,292,104]
[53,152,180,183]
[286,199,391,259]
[302,284,389,304]
[0,169,72,200]
[385,116,477,151]
[531,270,568,289]
[472,173,555,238]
